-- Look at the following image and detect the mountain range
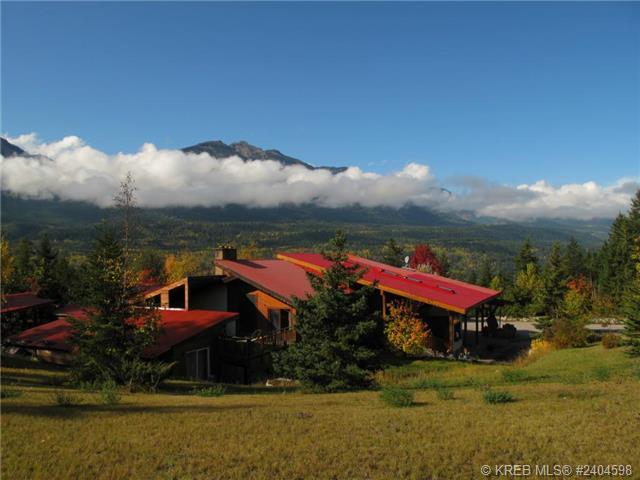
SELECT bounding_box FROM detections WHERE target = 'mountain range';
[0,137,613,262]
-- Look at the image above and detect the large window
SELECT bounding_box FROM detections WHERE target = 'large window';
[268,309,280,330]
[268,309,291,330]
[185,347,209,380]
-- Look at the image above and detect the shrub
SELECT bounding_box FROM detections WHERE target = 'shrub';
[52,390,81,407]
[195,384,226,397]
[516,338,554,365]
[435,387,454,400]
[1,389,21,399]
[384,300,431,355]
[548,317,588,349]
[592,366,611,381]
[380,386,414,407]
[100,379,121,405]
[483,390,515,404]
[601,333,621,349]
[412,378,445,390]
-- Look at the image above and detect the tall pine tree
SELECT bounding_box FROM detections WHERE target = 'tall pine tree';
[70,226,170,388]
[380,238,404,267]
[543,242,567,317]
[515,238,539,274]
[274,231,382,391]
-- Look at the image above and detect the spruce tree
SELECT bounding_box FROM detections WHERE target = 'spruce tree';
[35,235,61,301]
[477,255,494,287]
[515,238,539,274]
[70,226,170,388]
[543,242,567,317]
[380,238,404,267]
[13,238,35,292]
[564,237,586,280]
[598,214,634,305]
[274,231,382,391]
[622,247,640,357]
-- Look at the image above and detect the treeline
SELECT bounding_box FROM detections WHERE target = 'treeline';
[377,190,640,322]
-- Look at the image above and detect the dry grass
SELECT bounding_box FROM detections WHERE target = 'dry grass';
[2,347,639,480]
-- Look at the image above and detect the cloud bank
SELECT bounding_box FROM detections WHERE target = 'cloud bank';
[1,133,637,220]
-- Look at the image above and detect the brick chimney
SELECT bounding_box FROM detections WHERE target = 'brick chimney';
[214,245,237,275]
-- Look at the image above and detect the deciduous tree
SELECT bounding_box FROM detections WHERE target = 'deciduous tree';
[409,244,443,275]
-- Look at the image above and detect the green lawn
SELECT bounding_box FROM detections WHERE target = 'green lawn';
[2,346,639,480]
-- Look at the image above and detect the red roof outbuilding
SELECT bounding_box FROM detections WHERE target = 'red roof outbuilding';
[1,292,54,314]
[7,309,238,358]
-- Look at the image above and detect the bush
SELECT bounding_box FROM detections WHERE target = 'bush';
[435,387,454,400]
[483,390,515,404]
[601,333,621,349]
[548,318,588,349]
[1,389,22,399]
[195,384,226,397]
[52,390,81,407]
[100,379,121,405]
[380,386,414,407]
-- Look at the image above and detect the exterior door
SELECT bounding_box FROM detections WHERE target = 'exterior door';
[185,347,209,380]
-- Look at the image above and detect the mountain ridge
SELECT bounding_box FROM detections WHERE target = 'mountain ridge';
[181,139,348,173]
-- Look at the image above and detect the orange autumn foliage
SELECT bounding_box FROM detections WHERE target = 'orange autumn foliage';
[384,300,430,355]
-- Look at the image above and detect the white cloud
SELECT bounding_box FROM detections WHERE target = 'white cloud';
[1,133,637,220]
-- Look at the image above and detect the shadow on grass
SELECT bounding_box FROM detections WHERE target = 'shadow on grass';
[2,371,68,388]
[1,402,263,419]
[160,380,298,396]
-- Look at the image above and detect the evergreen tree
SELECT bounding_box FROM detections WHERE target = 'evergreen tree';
[622,213,640,356]
[563,237,586,280]
[70,226,171,388]
[627,189,640,235]
[542,242,567,317]
[380,238,404,267]
[1,235,14,300]
[597,214,634,304]
[437,250,451,277]
[12,238,35,292]
[274,231,382,391]
[477,255,494,287]
[34,235,61,301]
[515,238,539,274]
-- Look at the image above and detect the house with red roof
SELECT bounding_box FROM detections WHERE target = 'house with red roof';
[215,247,501,354]
[6,308,238,380]
[1,292,55,337]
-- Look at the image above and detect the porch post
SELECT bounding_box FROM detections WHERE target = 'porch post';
[381,291,387,320]
[448,314,455,353]
[475,308,479,346]
[463,314,468,348]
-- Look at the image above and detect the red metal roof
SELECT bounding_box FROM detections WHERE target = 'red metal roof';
[8,309,238,358]
[216,259,314,305]
[1,292,53,314]
[278,253,500,314]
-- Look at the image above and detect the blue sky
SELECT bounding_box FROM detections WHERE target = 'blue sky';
[2,1,639,187]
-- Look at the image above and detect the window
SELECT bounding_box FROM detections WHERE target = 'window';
[185,347,209,380]
[268,309,280,330]
[280,310,290,330]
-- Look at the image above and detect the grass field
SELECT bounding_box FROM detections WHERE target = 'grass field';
[2,346,639,479]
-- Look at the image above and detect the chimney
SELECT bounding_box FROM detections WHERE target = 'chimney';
[214,245,237,275]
